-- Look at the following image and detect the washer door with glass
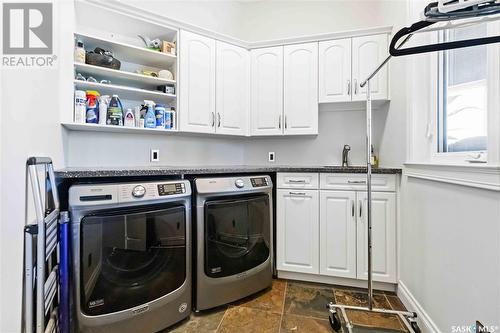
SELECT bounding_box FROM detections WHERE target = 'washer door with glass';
[204,194,270,278]
[80,204,186,316]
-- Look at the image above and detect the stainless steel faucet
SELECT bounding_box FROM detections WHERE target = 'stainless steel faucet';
[342,145,351,167]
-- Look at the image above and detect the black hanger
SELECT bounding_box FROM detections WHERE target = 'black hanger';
[389,1,500,57]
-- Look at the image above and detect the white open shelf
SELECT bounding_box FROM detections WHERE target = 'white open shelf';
[62,122,178,135]
[74,63,176,89]
[74,80,176,103]
[75,32,176,69]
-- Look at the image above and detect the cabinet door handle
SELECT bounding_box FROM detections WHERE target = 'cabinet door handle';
[348,180,366,184]
[217,113,221,127]
[351,200,355,217]
[211,112,215,127]
[285,115,288,129]
[278,115,281,129]
[354,79,358,95]
[289,191,306,196]
[288,179,306,183]
[347,80,351,95]
[359,200,362,218]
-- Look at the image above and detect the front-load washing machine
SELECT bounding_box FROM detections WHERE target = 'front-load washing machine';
[69,180,191,333]
[194,175,273,311]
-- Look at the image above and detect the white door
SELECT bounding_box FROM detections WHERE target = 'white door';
[250,46,283,136]
[319,191,357,278]
[179,30,216,133]
[216,41,250,136]
[318,38,352,103]
[283,42,318,135]
[277,189,319,274]
[351,34,388,101]
[356,192,396,283]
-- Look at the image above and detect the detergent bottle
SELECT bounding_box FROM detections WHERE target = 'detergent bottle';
[107,95,123,126]
[85,90,100,124]
[144,100,156,129]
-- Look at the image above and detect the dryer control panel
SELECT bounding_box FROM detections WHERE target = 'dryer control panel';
[250,177,268,187]
[158,182,186,196]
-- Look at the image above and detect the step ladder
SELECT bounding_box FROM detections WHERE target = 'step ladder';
[24,157,61,333]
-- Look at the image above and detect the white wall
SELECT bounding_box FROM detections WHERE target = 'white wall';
[0,1,71,331]
[237,0,404,41]
[66,131,245,167]
[398,1,500,331]
[135,1,243,39]
[0,2,74,331]
[244,107,388,166]
[401,177,500,330]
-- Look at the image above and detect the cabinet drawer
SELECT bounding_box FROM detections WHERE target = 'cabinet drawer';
[320,173,396,192]
[277,173,319,189]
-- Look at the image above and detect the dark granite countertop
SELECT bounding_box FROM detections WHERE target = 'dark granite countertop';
[55,165,402,178]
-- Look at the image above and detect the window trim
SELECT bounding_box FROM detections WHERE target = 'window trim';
[429,25,499,165]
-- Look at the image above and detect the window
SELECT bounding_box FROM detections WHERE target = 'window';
[437,24,488,154]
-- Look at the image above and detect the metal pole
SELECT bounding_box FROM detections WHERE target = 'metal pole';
[360,34,412,88]
[358,33,412,312]
[366,80,373,310]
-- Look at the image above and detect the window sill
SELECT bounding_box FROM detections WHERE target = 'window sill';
[403,162,500,191]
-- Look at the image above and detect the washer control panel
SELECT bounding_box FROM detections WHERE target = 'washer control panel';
[158,182,186,196]
[251,177,268,188]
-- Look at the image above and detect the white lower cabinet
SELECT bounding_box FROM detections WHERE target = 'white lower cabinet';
[277,173,397,285]
[319,191,357,279]
[356,192,396,283]
[319,190,396,283]
[276,189,319,274]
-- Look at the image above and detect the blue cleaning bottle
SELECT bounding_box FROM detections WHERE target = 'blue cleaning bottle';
[144,101,156,129]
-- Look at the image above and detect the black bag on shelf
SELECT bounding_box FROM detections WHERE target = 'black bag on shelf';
[85,47,121,70]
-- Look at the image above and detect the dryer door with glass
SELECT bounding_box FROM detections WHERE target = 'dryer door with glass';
[204,194,271,278]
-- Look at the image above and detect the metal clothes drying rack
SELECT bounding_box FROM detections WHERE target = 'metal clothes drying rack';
[327,34,420,333]
[24,157,61,333]
[327,1,500,332]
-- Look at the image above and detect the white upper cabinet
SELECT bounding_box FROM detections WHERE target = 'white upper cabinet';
[356,191,396,283]
[250,46,284,136]
[319,38,352,103]
[179,30,216,133]
[216,41,250,136]
[351,34,388,101]
[320,190,357,279]
[283,43,318,135]
[277,189,319,274]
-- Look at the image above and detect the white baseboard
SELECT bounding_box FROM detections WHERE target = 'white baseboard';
[278,270,397,292]
[397,281,440,333]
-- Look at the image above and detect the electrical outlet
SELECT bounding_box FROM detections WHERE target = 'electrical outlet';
[150,149,160,162]
[268,152,275,162]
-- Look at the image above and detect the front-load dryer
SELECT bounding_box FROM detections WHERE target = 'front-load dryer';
[69,180,191,333]
[194,175,273,311]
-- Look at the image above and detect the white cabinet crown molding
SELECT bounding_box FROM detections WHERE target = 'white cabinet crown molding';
[83,0,392,49]
[404,162,500,191]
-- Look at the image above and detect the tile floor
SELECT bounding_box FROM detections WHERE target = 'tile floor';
[163,279,411,333]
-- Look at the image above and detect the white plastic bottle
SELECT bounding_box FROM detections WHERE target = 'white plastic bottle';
[74,90,86,123]
[124,108,135,127]
[98,95,109,125]
[74,39,85,63]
